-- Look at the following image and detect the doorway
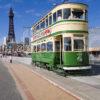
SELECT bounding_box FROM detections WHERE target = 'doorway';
[54,35,63,65]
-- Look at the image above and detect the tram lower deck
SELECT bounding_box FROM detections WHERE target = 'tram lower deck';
[32,34,90,71]
[32,51,89,68]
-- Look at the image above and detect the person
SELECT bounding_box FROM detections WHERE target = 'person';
[57,14,62,21]
[9,55,12,63]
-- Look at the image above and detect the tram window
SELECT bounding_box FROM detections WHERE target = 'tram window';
[63,9,70,19]
[32,30,34,34]
[41,43,46,51]
[74,39,84,51]
[36,25,39,30]
[57,10,62,21]
[33,46,36,52]
[49,15,52,25]
[37,45,41,52]
[46,18,48,27]
[55,41,60,51]
[85,10,88,21]
[40,21,45,29]
[47,42,53,51]
[72,9,83,19]
[53,12,57,23]
[64,37,71,51]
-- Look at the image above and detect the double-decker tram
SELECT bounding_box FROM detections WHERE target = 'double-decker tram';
[31,2,91,71]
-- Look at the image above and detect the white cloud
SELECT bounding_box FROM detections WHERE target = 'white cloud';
[25,9,35,14]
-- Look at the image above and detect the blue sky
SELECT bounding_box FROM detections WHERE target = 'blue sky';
[0,0,100,47]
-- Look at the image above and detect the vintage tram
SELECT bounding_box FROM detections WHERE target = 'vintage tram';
[31,2,91,71]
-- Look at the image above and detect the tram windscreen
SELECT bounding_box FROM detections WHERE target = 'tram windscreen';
[64,37,71,51]
[72,9,83,19]
[74,39,84,51]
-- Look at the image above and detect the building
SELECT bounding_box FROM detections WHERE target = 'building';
[89,27,100,56]
[24,37,29,45]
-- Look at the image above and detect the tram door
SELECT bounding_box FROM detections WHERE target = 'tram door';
[55,35,63,65]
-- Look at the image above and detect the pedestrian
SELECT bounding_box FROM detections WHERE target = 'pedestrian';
[10,55,12,63]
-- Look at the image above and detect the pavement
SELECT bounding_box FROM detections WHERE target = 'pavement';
[0,60,22,100]
[1,57,79,100]
[1,56,100,100]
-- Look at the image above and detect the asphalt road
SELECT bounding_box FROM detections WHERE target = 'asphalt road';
[0,60,22,100]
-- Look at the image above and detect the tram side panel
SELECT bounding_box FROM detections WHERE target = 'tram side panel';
[63,52,89,67]
[32,52,60,65]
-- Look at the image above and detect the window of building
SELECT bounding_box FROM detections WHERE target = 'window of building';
[47,42,53,51]
[37,45,41,52]
[72,9,84,19]
[49,15,52,25]
[53,12,57,23]
[74,39,84,51]
[64,37,71,51]
[63,8,71,19]
[57,9,62,21]
[41,43,46,51]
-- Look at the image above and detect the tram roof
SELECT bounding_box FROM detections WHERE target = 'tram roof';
[31,2,88,29]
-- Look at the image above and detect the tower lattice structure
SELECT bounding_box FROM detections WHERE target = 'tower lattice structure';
[7,8,15,43]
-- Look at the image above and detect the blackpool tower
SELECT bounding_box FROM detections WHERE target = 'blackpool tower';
[7,8,16,43]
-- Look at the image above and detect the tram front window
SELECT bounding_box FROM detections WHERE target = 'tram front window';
[72,9,84,19]
[85,10,88,21]
[64,37,71,51]
[74,39,84,51]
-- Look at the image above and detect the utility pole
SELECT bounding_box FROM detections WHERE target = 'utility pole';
[23,26,31,53]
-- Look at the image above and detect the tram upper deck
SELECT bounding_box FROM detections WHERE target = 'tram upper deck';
[31,3,88,39]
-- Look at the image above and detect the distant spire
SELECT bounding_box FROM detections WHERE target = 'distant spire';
[9,7,14,17]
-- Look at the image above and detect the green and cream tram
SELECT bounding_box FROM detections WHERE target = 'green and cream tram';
[31,2,91,71]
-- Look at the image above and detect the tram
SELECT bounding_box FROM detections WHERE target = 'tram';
[31,2,91,71]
